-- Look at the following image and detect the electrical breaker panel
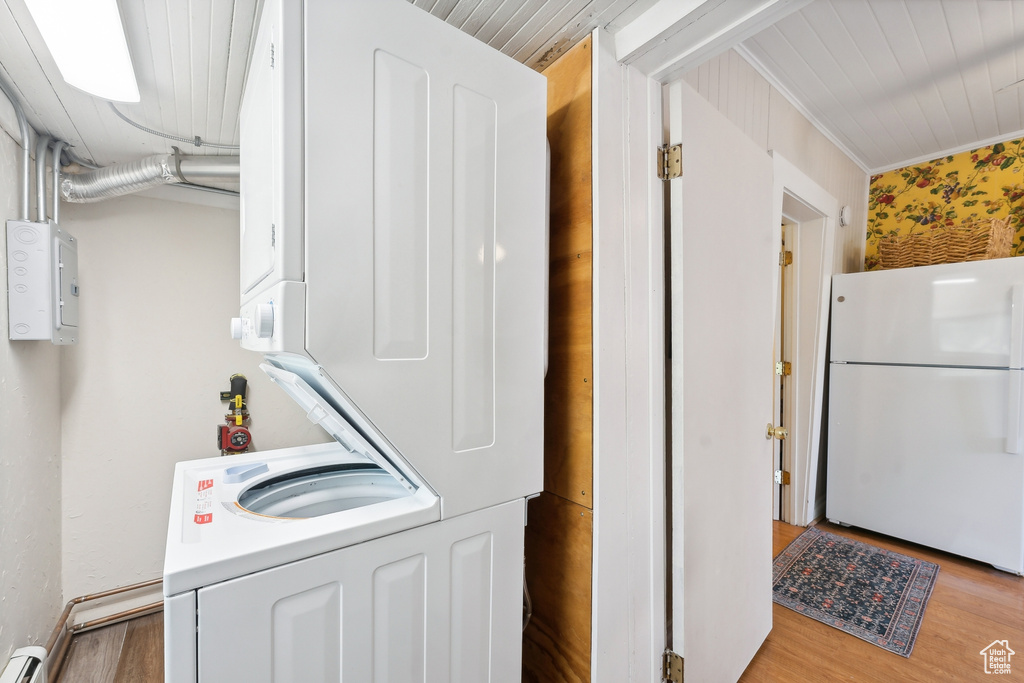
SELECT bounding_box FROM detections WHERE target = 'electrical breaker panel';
[7,219,79,344]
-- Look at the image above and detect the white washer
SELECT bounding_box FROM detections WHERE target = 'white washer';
[163,365,441,600]
[164,397,525,680]
[163,0,547,681]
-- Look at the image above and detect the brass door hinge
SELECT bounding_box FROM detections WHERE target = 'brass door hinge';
[775,361,791,376]
[663,650,683,682]
[658,144,683,180]
[775,469,791,485]
[779,249,793,266]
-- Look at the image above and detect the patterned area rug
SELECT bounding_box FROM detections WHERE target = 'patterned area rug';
[772,527,939,658]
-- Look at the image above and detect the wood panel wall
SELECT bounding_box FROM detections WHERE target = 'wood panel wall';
[543,36,594,509]
[523,35,594,683]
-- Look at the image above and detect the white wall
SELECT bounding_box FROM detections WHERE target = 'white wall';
[682,49,869,273]
[59,194,329,601]
[0,130,63,659]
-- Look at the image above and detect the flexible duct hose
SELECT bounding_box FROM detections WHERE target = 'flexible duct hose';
[60,153,240,203]
[60,154,178,202]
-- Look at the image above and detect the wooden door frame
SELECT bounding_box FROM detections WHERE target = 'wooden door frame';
[770,152,839,526]
[591,28,667,683]
[588,4,820,680]
[599,76,840,683]
[774,219,794,522]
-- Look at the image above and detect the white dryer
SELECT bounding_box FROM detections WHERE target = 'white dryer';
[162,0,547,681]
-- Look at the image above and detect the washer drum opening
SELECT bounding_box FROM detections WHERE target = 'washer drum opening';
[237,463,412,519]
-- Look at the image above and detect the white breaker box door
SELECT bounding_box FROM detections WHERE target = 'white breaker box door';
[7,220,79,344]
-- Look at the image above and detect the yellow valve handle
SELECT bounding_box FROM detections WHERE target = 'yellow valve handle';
[234,395,243,409]
[235,415,243,426]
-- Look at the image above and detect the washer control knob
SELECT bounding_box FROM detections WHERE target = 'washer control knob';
[255,303,275,339]
[230,317,244,340]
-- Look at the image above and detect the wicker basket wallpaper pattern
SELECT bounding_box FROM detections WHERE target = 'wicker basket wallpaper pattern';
[867,137,1024,270]
[876,217,1012,270]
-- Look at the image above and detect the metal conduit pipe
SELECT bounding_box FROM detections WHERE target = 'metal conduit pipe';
[0,71,34,220]
[60,152,239,203]
[35,133,49,222]
[62,145,100,170]
[51,139,65,223]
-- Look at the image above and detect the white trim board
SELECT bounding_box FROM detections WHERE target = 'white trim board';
[591,29,630,681]
[869,126,1024,175]
[617,0,814,84]
[591,27,667,682]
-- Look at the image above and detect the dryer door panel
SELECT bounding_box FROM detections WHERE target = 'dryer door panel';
[238,0,303,301]
[303,0,547,517]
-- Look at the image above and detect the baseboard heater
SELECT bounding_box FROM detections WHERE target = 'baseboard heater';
[0,646,47,683]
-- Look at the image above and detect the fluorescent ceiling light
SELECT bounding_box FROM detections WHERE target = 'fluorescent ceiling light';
[24,0,139,102]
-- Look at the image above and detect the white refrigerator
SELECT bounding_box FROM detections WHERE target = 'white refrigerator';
[828,257,1024,574]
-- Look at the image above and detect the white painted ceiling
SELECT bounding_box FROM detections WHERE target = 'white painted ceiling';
[0,0,657,169]
[0,0,1019,176]
[740,0,1024,173]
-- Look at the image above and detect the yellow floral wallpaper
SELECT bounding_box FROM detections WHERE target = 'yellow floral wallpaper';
[865,137,1024,270]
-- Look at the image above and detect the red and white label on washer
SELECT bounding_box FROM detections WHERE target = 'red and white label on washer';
[193,480,214,525]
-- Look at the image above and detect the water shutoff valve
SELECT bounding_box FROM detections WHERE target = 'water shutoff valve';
[219,373,252,455]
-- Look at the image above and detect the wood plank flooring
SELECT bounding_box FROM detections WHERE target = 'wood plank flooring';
[50,522,1023,682]
[112,615,163,683]
[741,521,1024,682]
[55,613,162,683]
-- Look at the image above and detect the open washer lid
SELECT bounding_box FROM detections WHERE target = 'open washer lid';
[260,361,433,497]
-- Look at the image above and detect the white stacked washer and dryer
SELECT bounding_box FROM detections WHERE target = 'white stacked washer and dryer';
[162,0,548,680]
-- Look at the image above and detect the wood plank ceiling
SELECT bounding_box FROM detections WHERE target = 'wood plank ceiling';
[739,0,1024,172]
[0,0,656,168]
[0,0,1020,174]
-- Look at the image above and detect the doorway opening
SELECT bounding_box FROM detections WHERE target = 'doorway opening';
[769,153,839,526]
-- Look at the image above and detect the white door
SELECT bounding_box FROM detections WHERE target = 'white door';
[667,80,777,681]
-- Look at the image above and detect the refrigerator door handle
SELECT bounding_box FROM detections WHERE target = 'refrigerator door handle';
[1007,370,1023,454]
[1011,284,1024,370]
[1005,286,1023,452]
